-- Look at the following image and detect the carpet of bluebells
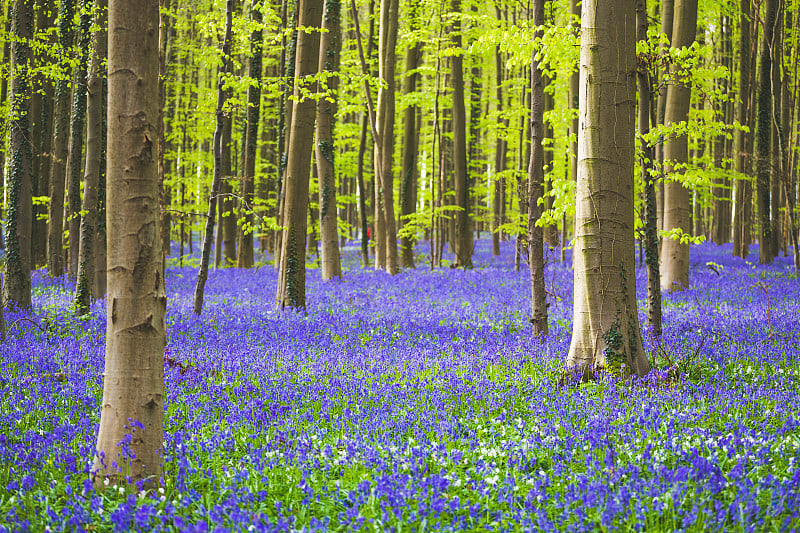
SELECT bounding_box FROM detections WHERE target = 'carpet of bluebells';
[1,239,800,532]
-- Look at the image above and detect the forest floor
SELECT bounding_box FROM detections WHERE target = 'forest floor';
[1,239,799,532]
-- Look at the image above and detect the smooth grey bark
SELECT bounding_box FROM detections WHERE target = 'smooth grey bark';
[732,0,752,258]
[93,0,166,489]
[659,0,697,292]
[756,0,777,264]
[566,0,650,378]
[75,0,107,315]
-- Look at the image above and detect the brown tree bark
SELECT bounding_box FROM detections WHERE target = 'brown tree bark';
[75,0,107,315]
[316,0,342,279]
[567,0,650,378]
[400,0,422,269]
[655,0,674,237]
[757,0,778,264]
[66,0,92,279]
[93,0,166,489]
[194,0,233,315]
[491,37,506,256]
[732,0,752,258]
[237,1,264,268]
[637,0,662,336]
[32,0,55,269]
[5,0,34,309]
[158,0,173,266]
[528,0,546,337]
[275,0,323,309]
[450,0,472,269]
[659,0,697,291]
[376,0,400,274]
[47,0,75,277]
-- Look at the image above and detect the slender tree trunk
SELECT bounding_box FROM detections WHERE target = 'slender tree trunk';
[400,0,422,269]
[47,0,76,277]
[567,0,649,378]
[94,76,107,298]
[733,0,752,258]
[276,0,323,309]
[757,0,778,264]
[492,39,506,256]
[713,15,731,245]
[5,0,34,309]
[237,1,264,268]
[316,0,342,279]
[450,0,471,268]
[158,0,173,266]
[66,0,92,279]
[568,0,580,266]
[376,0,399,274]
[655,0,674,237]
[32,0,55,269]
[93,0,166,489]
[528,0,546,336]
[637,0,662,336]
[193,0,233,315]
[75,0,107,315]
[659,0,697,291]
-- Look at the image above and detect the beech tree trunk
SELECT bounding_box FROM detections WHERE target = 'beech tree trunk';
[193,0,233,315]
[659,0,697,292]
[5,0,34,309]
[75,0,107,315]
[237,1,264,268]
[450,0,472,269]
[47,0,76,277]
[637,0,662,337]
[400,0,422,269]
[566,0,650,378]
[276,0,323,309]
[528,0,546,337]
[492,38,506,256]
[93,0,166,489]
[655,0,674,237]
[757,0,778,264]
[732,0,752,259]
[376,0,399,274]
[315,0,342,280]
[66,0,92,279]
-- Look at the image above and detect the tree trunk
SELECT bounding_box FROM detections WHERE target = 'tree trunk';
[193,0,233,315]
[316,0,342,280]
[732,0,752,258]
[75,0,107,315]
[5,0,34,309]
[757,0,778,264]
[655,0,674,238]
[32,0,55,269]
[659,0,697,292]
[637,0,662,337]
[528,0,546,337]
[93,0,166,489]
[450,0,471,269]
[275,0,323,309]
[568,0,580,265]
[66,0,92,279]
[47,0,76,277]
[376,0,400,274]
[237,1,264,268]
[492,39,506,256]
[400,0,422,269]
[567,0,650,378]
[158,0,173,266]
[712,15,731,245]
